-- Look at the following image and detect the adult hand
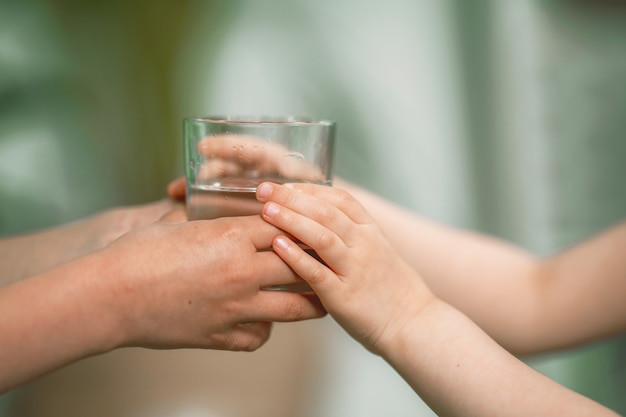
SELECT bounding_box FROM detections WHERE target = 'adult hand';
[103,208,326,351]
[0,208,325,393]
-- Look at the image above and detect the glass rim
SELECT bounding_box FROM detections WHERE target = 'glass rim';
[185,115,335,127]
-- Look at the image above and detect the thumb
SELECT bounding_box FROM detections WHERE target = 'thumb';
[167,176,187,202]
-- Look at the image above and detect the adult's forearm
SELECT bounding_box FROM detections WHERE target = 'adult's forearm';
[0,254,122,393]
[0,220,102,285]
[0,200,178,286]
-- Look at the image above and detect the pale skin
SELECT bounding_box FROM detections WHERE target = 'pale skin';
[253,182,620,417]
[332,179,626,355]
[168,175,626,356]
[0,199,179,285]
[0,203,325,394]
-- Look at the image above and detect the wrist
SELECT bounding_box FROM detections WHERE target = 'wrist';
[381,297,486,375]
[370,280,439,357]
[68,251,130,354]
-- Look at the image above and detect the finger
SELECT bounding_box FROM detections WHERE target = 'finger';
[221,215,289,250]
[253,251,307,288]
[198,135,285,176]
[198,134,288,164]
[276,157,326,183]
[257,182,372,225]
[257,183,356,242]
[167,177,186,201]
[260,202,348,269]
[245,290,327,323]
[218,322,272,351]
[198,135,324,182]
[271,235,336,296]
[196,159,244,181]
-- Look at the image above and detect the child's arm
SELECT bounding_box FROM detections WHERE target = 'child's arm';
[335,179,626,354]
[256,182,619,417]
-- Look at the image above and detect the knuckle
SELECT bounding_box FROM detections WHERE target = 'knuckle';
[315,229,335,251]
[220,223,242,240]
[280,300,298,320]
[275,207,294,228]
[240,335,265,352]
[315,204,335,223]
[280,186,299,207]
[308,261,328,285]
[335,188,354,205]
[209,323,271,352]
[283,298,306,320]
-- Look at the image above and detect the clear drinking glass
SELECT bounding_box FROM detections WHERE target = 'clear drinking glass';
[184,115,336,293]
[184,115,336,220]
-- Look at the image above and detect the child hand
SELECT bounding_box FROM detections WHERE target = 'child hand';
[256,182,435,354]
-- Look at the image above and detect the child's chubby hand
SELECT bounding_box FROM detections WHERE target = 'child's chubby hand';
[255,182,436,354]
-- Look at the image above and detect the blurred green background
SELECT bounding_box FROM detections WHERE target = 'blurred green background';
[1,0,625,416]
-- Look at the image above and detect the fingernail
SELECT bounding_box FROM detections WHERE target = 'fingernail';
[256,183,272,200]
[274,236,289,250]
[264,202,280,217]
